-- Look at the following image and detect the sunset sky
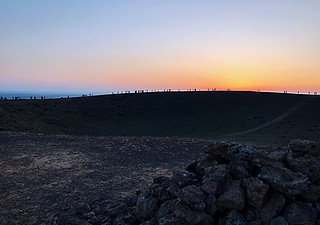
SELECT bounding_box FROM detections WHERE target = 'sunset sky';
[1,1,319,93]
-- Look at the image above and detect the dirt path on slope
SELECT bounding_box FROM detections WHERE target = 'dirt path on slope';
[222,101,307,137]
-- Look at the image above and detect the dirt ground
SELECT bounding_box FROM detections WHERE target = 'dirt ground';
[0,132,210,224]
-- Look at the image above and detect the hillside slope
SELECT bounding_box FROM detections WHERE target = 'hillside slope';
[0,91,318,145]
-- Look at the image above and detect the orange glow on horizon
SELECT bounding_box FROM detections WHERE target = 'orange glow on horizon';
[1,1,319,93]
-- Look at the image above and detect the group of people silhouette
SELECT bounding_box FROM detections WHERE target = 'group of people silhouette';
[0,89,318,101]
[0,96,46,101]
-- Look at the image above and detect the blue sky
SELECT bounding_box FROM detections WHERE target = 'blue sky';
[1,1,319,92]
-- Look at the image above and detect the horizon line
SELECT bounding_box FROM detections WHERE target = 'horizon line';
[1,89,318,101]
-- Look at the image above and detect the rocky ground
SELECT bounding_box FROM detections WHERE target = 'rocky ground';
[78,139,320,225]
[0,132,211,225]
[2,132,320,225]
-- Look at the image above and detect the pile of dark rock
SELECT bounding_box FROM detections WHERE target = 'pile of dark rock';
[78,139,320,225]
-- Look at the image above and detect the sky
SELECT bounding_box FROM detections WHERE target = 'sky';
[0,1,319,93]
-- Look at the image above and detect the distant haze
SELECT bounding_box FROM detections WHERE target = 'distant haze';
[0,91,84,99]
[0,1,319,93]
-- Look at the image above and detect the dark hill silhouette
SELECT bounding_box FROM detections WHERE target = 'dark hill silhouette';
[0,91,319,146]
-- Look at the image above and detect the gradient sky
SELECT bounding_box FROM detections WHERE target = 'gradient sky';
[1,1,319,93]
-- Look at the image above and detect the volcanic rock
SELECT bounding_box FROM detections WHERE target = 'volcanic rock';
[230,162,250,180]
[153,176,170,184]
[204,194,217,216]
[196,155,218,177]
[106,202,128,217]
[216,180,246,212]
[154,186,171,203]
[286,152,320,183]
[162,199,214,225]
[271,216,288,225]
[185,211,214,225]
[181,185,206,207]
[171,170,197,188]
[252,148,288,168]
[243,207,257,221]
[283,201,317,225]
[185,160,199,174]
[289,139,319,156]
[260,191,286,224]
[201,180,221,195]
[112,213,136,225]
[258,164,310,196]
[203,164,228,183]
[78,139,320,225]
[135,193,158,220]
[300,184,320,203]
[166,184,182,199]
[205,141,257,162]
[158,216,185,225]
[243,177,269,209]
[124,194,137,207]
[155,200,174,222]
[218,210,247,225]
